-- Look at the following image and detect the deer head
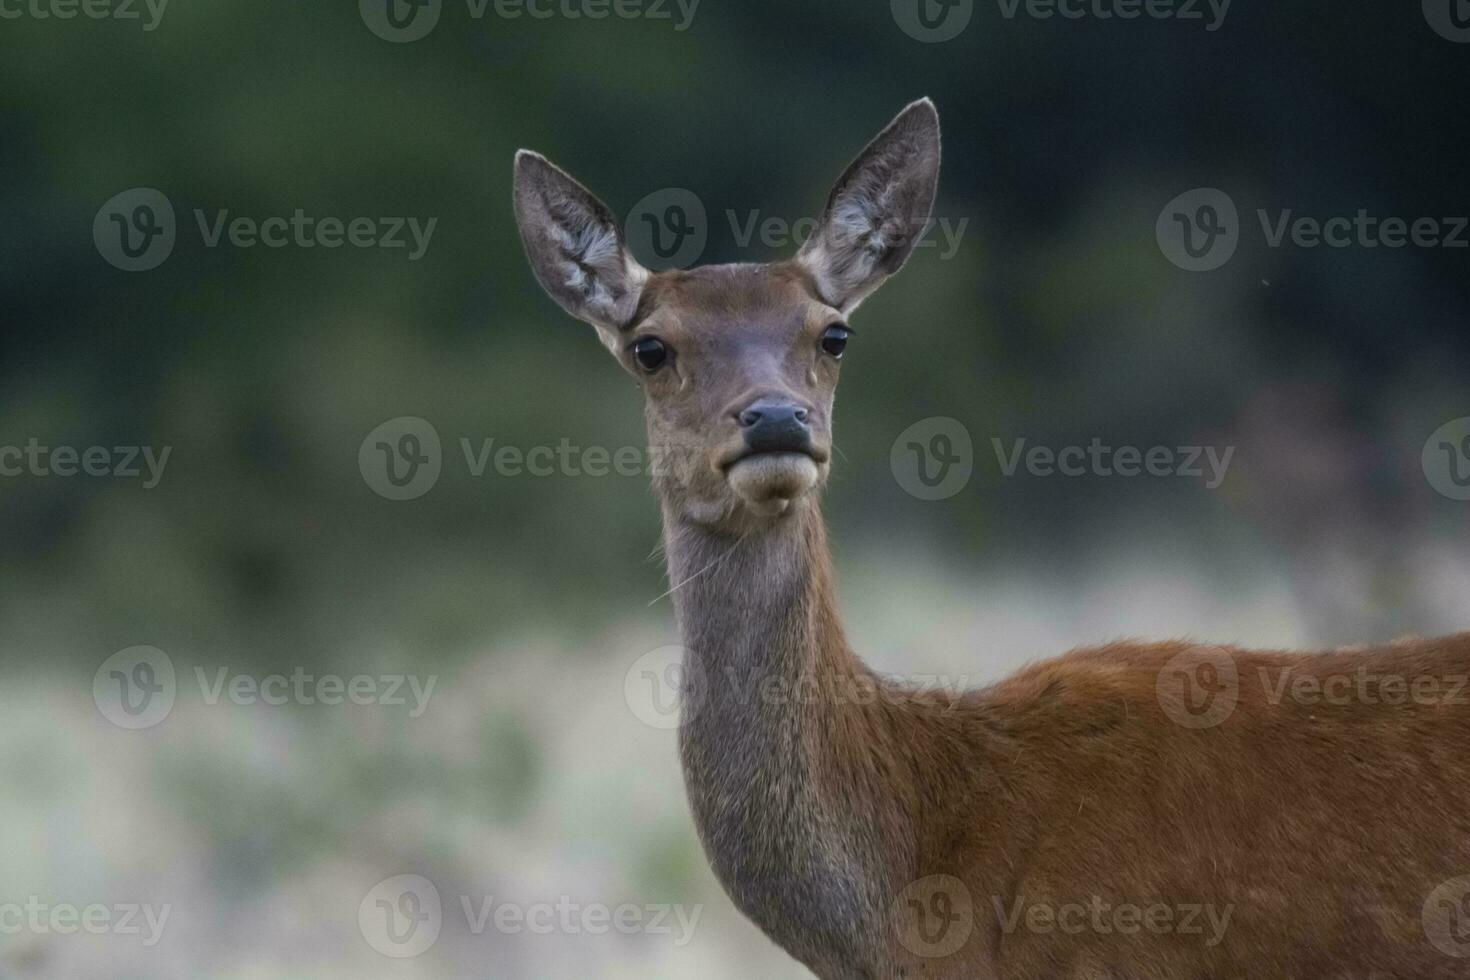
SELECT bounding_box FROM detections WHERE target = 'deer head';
[512,99,940,530]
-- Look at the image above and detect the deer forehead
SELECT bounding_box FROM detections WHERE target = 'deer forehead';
[634,262,842,348]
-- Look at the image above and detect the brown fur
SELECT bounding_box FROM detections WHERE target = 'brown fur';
[668,494,1470,978]
[512,101,1470,978]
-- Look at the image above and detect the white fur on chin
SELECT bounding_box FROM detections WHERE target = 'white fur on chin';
[727,453,820,516]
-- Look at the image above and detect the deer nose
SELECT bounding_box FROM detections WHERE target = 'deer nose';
[737,398,813,455]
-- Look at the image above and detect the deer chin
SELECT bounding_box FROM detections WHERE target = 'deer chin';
[726,452,821,517]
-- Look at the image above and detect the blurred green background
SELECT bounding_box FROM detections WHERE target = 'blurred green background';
[2,0,1469,976]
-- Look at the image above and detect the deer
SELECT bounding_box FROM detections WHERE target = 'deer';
[512,99,1470,979]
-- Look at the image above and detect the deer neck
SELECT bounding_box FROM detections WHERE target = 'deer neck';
[663,500,900,972]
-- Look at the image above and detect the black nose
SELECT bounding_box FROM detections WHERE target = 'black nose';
[738,398,813,455]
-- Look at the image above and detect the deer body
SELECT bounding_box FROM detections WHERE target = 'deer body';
[671,491,1470,979]
[513,101,1470,978]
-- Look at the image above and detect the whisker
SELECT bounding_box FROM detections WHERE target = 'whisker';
[647,528,750,606]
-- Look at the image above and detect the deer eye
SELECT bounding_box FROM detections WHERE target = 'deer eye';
[631,337,668,372]
[820,324,851,359]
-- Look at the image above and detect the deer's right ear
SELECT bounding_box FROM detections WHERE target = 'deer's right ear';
[513,150,648,350]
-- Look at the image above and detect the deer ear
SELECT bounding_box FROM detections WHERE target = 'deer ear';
[797,98,941,314]
[513,150,648,348]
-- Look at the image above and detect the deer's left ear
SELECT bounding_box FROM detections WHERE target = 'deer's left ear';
[797,98,941,314]
[513,150,649,350]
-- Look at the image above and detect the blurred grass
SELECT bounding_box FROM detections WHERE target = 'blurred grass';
[2,0,1470,976]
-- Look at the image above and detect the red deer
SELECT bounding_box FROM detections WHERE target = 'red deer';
[512,98,1470,979]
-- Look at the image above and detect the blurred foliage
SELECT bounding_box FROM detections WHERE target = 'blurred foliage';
[3,0,1469,670]
[1,4,1469,976]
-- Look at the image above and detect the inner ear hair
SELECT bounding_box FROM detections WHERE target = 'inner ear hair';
[797,98,941,313]
[512,150,648,343]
